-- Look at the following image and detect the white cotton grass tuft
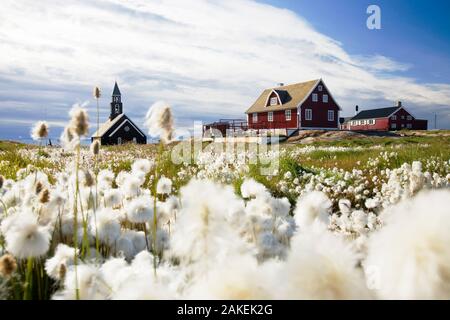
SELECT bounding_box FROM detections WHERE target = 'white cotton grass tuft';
[31,121,49,141]
[4,211,52,259]
[277,227,371,299]
[92,209,121,246]
[186,254,273,299]
[156,176,172,195]
[144,101,174,144]
[69,104,90,137]
[45,244,78,280]
[294,191,331,229]
[131,159,154,175]
[365,189,450,299]
[240,178,269,199]
[125,195,154,224]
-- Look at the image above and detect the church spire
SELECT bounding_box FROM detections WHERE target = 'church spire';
[112,81,121,96]
[110,81,123,120]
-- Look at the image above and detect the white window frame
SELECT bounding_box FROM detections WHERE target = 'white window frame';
[318,85,323,92]
[401,115,405,120]
[305,109,312,121]
[361,120,366,125]
[117,137,122,145]
[252,113,258,123]
[407,123,412,129]
[323,94,328,103]
[132,137,137,143]
[391,115,397,120]
[327,110,334,121]
[407,115,412,120]
[369,119,375,125]
[270,97,278,106]
[312,93,318,102]
[285,109,291,121]
[391,123,397,129]
[268,111,274,122]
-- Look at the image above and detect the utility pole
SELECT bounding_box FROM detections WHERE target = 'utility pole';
[435,113,437,130]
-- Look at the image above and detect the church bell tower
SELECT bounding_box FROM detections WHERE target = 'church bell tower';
[110,81,123,120]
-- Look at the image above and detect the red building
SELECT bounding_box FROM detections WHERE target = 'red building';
[346,102,428,131]
[245,79,341,133]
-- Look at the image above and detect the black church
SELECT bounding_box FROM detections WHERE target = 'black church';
[92,82,147,145]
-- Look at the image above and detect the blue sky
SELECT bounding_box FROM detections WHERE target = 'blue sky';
[0,0,449,142]
[264,0,450,83]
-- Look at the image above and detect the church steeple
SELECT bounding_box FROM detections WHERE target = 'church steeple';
[110,81,123,120]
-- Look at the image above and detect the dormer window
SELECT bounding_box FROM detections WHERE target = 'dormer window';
[270,97,278,106]
[312,93,318,102]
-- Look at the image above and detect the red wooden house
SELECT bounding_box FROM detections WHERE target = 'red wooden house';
[245,79,341,133]
[346,101,428,131]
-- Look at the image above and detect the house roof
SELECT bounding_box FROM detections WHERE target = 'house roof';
[339,117,353,124]
[92,113,125,138]
[245,79,320,114]
[351,107,399,120]
[112,81,121,96]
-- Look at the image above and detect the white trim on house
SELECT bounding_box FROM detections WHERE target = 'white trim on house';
[305,108,312,120]
[323,94,328,103]
[109,119,145,138]
[312,93,318,102]
[328,110,334,121]
[317,79,342,110]
[252,113,258,123]
[386,106,417,119]
[264,89,283,107]
[268,111,274,122]
[285,109,291,121]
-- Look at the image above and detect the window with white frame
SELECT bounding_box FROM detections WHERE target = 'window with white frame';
[312,93,318,102]
[252,113,258,123]
[323,94,328,103]
[407,123,412,129]
[270,97,278,106]
[351,121,356,126]
[133,137,137,144]
[285,109,291,121]
[117,137,122,145]
[318,85,323,91]
[361,120,366,125]
[268,111,273,122]
[391,115,397,120]
[401,115,405,120]
[391,123,397,129]
[407,115,412,120]
[305,109,312,120]
[327,110,334,121]
[369,119,375,125]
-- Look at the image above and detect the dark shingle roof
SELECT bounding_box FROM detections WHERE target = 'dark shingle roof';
[351,107,399,120]
[112,82,121,96]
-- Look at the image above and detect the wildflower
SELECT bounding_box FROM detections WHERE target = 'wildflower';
[338,199,352,214]
[365,189,450,299]
[69,105,89,137]
[45,244,78,281]
[144,101,174,144]
[131,159,154,175]
[93,87,101,99]
[91,140,100,155]
[4,212,52,259]
[31,121,49,141]
[294,191,331,229]
[0,254,17,277]
[156,176,172,195]
[240,178,269,199]
[278,228,371,299]
[92,209,121,246]
[39,188,50,204]
[125,196,153,224]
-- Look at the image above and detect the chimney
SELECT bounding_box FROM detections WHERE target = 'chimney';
[355,105,359,115]
[396,101,402,107]
[277,83,284,87]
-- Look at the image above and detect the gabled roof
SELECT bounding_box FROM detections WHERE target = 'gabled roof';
[92,114,125,138]
[351,107,399,120]
[112,81,121,96]
[245,79,320,114]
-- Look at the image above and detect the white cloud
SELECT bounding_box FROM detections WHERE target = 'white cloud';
[0,0,449,133]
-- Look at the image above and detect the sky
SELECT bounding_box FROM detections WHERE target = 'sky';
[0,0,449,142]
